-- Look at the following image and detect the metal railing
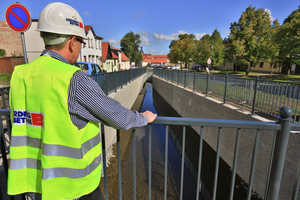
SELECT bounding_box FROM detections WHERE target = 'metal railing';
[154,69,300,123]
[1,108,300,200]
[94,67,147,95]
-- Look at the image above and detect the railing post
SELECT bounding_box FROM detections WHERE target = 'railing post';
[223,73,228,104]
[184,71,186,88]
[193,71,196,92]
[206,72,209,97]
[251,76,259,115]
[266,107,292,200]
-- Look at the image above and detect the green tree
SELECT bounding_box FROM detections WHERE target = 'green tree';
[228,6,274,75]
[276,6,300,74]
[120,31,142,66]
[194,34,211,65]
[268,19,281,76]
[168,34,195,68]
[210,29,224,67]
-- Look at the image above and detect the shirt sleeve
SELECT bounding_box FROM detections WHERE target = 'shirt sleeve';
[70,71,148,130]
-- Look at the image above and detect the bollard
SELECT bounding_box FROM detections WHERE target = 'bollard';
[266,107,293,200]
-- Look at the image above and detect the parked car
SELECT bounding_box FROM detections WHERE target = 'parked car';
[192,65,202,71]
[74,61,104,75]
[171,66,180,70]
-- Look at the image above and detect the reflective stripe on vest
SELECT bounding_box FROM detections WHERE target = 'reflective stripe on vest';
[10,154,101,180]
[10,132,101,177]
[10,133,100,159]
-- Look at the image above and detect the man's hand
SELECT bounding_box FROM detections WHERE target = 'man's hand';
[141,110,157,123]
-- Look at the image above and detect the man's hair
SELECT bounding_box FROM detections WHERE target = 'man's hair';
[40,32,70,50]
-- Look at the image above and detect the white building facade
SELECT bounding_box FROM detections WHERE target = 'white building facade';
[24,20,102,64]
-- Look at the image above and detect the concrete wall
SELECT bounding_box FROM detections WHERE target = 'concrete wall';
[102,73,148,165]
[152,75,300,200]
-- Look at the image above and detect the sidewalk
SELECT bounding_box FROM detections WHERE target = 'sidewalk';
[0,82,10,88]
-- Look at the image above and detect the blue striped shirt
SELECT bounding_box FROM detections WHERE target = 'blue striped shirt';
[41,50,148,130]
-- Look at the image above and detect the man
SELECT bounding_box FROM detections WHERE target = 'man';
[7,2,157,200]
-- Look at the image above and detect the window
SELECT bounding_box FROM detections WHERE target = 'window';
[260,62,264,68]
[91,64,97,74]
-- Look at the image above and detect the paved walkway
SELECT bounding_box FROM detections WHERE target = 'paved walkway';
[0,83,10,88]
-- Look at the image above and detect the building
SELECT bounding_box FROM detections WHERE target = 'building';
[102,42,130,72]
[111,46,130,70]
[142,54,169,67]
[23,20,103,65]
[0,21,23,57]
[78,25,103,65]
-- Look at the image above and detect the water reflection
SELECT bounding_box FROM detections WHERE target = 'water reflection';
[100,84,197,199]
[100,83,259,200]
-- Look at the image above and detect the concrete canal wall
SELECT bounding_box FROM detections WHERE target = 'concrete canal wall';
[103,73,148,166]
[152,75,299,200]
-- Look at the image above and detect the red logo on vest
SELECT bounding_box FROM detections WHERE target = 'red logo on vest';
[13,110,44,128]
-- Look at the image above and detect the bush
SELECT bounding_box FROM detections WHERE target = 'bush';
[0,49,5,57]
[0,73,11,82]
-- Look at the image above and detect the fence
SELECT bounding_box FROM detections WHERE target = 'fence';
[154,69,300,123]
[95,67,147,95]
[1,107,300,200]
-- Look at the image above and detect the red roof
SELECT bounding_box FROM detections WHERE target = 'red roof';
[102,42,109,60]
[110,46,130,61]
[121,52,130,61]
[84,25,91,33]
[142,54,168,63]
[112,51,119,59]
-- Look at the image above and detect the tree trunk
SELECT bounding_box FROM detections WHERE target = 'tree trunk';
[246,64,251,76]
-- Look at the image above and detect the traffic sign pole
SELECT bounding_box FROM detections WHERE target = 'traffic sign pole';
[5,3,31,64]
[21,33,28,64]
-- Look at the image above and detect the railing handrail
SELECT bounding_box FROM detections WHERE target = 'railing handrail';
[154,68,300,123]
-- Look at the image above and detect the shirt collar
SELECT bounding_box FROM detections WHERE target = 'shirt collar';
[40,50,70,65]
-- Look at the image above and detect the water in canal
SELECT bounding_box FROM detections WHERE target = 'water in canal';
[100,83,259,200]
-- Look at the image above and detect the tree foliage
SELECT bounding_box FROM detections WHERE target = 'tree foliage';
[228,5,274,75]
[120,31,142,66]
[276,6,300,68]
[168,30,224,68]
[194,34,211,65]
[168,34,195,68]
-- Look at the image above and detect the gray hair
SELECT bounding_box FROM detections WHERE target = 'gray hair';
[40,32,70,50]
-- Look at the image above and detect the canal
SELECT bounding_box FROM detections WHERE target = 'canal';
[100,82,260,200]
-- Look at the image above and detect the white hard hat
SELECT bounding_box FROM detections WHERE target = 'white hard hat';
[37,2,87,42]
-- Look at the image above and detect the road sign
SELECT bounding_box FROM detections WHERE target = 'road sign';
[207,58,211,65]
[5,3,31,32]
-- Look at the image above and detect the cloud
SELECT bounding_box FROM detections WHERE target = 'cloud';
[83,11,90,16]
[138,31,151,46]
[150,49,158,54]
[265,9,274,21]
[222,30,230,36]
[132,10,147,18]
[153,30,188,41]
[195,33,208,40]
[108,39,120,46]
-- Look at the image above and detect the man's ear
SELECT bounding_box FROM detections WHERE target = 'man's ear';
[69,36,76,53]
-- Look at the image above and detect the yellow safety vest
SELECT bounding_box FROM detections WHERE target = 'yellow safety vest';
[8,56,102,200]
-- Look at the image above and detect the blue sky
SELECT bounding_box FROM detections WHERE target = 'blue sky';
[1,0,299,55]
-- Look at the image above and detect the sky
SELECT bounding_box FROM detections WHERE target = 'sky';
[1,0,299,55]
